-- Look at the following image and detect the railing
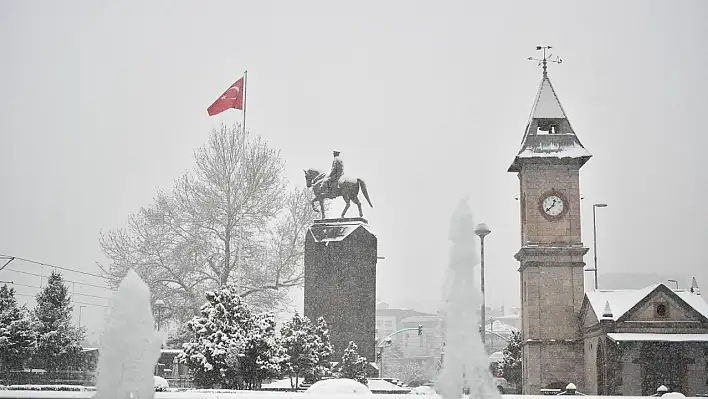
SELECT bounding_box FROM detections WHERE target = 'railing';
[0,370,95,387]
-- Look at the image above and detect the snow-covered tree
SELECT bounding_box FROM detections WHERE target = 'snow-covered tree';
[238,312,284,389]
[279,313,318,390]
[500,330,522,387]
[99,124,316,321]
[388,358,438,386]
[336,341,368,385]
[0,285,36,379]
[31,272,84,371]
[180,284,250,388]
[179,284,282,389]
[306,316,334,383]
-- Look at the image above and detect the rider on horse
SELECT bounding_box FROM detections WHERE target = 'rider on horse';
[317,150,344,196]
[304,150,372,218]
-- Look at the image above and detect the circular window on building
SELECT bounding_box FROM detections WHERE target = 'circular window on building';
[655,303,668,317]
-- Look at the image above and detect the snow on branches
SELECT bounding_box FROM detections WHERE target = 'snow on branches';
[336,341,368,385]
[99,124,317,322]
[178,284,282,389]
[279,313,334,390]
[0,285,36,375]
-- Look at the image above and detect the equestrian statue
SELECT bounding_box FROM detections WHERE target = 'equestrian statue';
[304,150,373,219]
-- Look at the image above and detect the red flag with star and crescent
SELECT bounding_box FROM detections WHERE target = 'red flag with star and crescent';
[207,77,244,116]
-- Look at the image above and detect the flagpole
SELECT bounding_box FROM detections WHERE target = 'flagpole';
[242,70,248,139]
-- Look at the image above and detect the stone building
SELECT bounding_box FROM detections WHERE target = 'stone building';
[508,60,590,394]
[508,58,708,395]
[581,281,708,395]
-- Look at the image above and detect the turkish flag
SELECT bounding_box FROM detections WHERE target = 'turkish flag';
[207,77,244,116]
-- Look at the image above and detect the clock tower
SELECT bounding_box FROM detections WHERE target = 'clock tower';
[508,53,591,393]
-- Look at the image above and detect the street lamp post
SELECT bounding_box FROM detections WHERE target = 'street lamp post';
[668,279,679,290]
[592,203,607,290]
[154,299,166,331]
[378,337,392,378]
[474,223,491,345]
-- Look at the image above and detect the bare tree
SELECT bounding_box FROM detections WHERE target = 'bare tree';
[99,124,314,321]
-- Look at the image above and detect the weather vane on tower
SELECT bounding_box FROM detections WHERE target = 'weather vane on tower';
[527,45,562,77]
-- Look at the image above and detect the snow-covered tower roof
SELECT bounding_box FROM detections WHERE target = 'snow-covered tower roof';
[508,63,592,172]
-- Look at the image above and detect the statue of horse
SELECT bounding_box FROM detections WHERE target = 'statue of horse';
[304,168,373,219]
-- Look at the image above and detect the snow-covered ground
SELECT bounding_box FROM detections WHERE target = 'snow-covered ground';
[0,392,697,399]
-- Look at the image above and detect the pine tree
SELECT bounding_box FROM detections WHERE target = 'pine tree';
[336,341,368,385]
[279,312,318,390]
[239,312,284,389]
[179,284,282,389]
[306,317,334,383]
[32,272,84,371]
[500,330,522,388]
[180,284,250,388]
[0,285,36,380]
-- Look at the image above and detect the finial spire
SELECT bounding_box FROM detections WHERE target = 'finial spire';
[527,45,563,77]
[601,300,613,319]
[691,277,700,295]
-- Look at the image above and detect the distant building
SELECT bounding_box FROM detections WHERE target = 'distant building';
[399,315,444,359]
[492,313,521,331]
[375,302,432,346]
[375,302,444,382]
[484,318,518,354]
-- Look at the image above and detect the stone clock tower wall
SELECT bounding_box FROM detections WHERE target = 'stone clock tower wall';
[509,67,591,394]
[519,163,582,245]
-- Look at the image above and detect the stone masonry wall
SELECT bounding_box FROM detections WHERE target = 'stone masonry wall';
[303,224,377,363]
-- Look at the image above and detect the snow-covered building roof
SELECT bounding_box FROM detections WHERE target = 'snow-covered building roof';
[607,333,708,342]
[485,319,518,333]
[585,284,659,322]
[584,282,708,322]
[508,70,591,172]
[400,315,439,323]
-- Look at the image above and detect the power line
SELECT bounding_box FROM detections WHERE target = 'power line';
[13,292,108,308]
[0,253,104,279]
[0,257,15,272]
[10,282,110,300]
[2,267,109,290]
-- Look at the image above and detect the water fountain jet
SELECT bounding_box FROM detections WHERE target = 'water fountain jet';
[95,270,163,399]
[436,199,501,399]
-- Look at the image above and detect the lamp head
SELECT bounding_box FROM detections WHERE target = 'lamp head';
[474,223,491,238]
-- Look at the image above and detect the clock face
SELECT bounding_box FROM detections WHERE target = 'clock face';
[541,194,565,217]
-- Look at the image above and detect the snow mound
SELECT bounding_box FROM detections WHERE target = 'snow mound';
[305,378,372,395]
[662,393,686,399]
[154,376,169,391]
[410,385,437,395]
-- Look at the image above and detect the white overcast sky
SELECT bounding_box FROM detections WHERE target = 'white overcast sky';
[1,0,707,338]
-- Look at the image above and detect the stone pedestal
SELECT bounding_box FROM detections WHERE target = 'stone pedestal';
[304,217,377,363]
